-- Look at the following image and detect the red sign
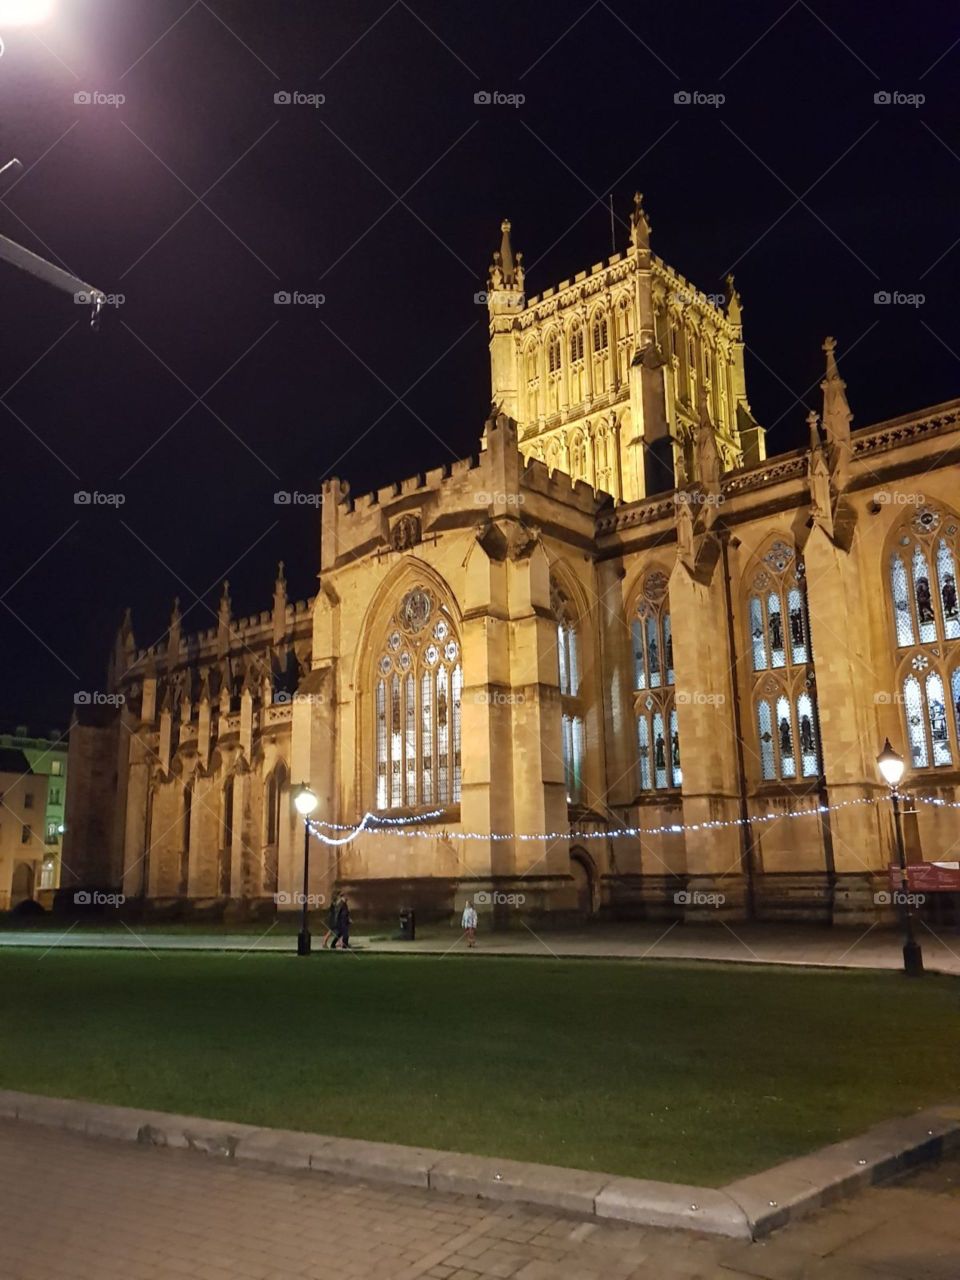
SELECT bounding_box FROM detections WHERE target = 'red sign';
[889,863,960,892]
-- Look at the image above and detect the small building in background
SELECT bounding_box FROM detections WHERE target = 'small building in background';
[0,727,68,898]
[0,747,50,909]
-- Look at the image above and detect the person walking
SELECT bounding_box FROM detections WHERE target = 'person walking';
[335,894,351,950]
[461,899,478,948]
[325,892,341,949]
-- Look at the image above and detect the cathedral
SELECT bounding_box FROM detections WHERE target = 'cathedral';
[63,195,960,924]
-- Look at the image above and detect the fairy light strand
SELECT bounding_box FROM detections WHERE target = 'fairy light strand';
[309,796,895,844]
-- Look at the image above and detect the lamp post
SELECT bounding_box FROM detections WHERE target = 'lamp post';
[876,739,924,977]
[293,784,318,956]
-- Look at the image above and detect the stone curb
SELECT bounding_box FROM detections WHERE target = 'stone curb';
[0,1089,956,1240]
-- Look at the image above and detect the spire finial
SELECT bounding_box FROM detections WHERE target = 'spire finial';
[630,192,651,251]
[820,335,852,448]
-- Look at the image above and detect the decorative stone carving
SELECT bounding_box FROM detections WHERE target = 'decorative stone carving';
[390,513,421,552]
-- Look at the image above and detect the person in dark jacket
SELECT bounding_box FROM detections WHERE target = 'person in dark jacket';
[335,895,351,950]
[324,893,340,949]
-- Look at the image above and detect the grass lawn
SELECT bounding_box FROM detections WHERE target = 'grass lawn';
[0,951,956,1186]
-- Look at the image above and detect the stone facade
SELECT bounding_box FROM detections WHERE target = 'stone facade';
[62,198,960,925]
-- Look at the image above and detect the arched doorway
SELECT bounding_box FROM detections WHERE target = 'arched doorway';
[569,847,597,918]
[11,861,35,907]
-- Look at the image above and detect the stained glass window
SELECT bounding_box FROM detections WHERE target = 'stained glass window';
[758,700,775,779]
[776,695,795,778]
[632,619,646,690]
[561,714,584,802]
[664,615,675,686]
[653,711,668,789]
[903,674,928,768]
[637,714,651,790]
[926,672,952,766]
[952,668,960,746]
[890,555,914,647]
[937,539,960,641]
[750,597,767,670]
[375,594,461,810]
[913,547,937,644]
[646,616,661,687]
[557,622,580,697]
[420,672,433,804]
[788,588,807,664]
[669,708,681,787]
[797,692,818,777]
[768,594,785,668]
[376,681,387,809]
[452,665,462,801]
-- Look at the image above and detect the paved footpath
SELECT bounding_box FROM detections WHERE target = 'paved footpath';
[1,1121,958,1280]
[1,922,960,974]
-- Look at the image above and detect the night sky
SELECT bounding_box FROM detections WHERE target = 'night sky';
[1,0,958,731]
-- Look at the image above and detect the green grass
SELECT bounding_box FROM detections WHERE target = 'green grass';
[0,951,956,1186]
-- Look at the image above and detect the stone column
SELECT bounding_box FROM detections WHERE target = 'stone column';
[803,523,889,922]
[670,546,747,919]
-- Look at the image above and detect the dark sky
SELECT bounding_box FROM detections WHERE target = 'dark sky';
[1,0,958,730]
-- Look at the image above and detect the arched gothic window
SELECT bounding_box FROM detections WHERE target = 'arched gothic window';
[221,776,234,850]
[569,322,585,403]
[592,312,609,393]
[553,579,584,804]
[546,331,562,414]
[747,540,820,781]
[616,296,634,383]
[595,421,613,495]
[632,570,680,790]
[374,587,462,810]
[569,429,587,482]
[888,506,960,770]
[264,762,287,845]
[523,341,539,423]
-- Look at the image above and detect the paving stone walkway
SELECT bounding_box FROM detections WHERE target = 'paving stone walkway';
[2,922,960,974]
[1,1120,958,1279]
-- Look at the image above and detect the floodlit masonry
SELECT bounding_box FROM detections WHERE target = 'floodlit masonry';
[63,196,960,924]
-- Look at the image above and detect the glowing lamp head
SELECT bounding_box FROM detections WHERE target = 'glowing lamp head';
[0,0,56,26]
[293,784,318,817]
[877,738,905,788]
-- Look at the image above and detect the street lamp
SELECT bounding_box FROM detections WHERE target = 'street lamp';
[293,784,318,956]
[876,739,924,977]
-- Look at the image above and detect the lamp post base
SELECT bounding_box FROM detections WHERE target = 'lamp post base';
[903,938,924,977]
[297,930,312,957]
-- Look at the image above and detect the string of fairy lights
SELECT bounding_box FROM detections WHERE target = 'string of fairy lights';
[301,793,951,847]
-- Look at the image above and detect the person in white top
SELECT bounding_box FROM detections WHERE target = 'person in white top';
[461,899,478,947]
